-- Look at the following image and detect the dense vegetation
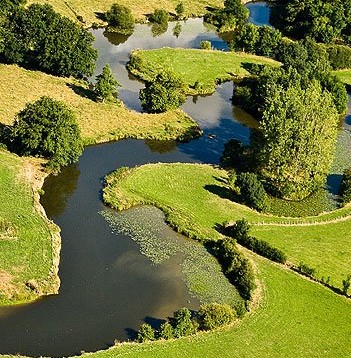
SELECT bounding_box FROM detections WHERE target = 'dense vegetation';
[0,2,97,78]
[339,167,351,205]
[94,64,120,102]
[105,3,134,34]
[11,96,83,170]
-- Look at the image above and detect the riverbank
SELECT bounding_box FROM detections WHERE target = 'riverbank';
[0,64,201,145]
[103,163,351,290]
[128,48,281,95]
[0,150,60,305]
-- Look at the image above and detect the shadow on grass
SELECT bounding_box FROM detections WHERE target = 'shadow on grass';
[94,12,106,22]
[204,184,235,202]
[66,83,96,101]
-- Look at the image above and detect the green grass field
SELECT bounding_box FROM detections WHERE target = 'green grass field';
[0,64,199,144]
[27,0,224,25]
[103,163,351,290]
[128,48,281,94]
[76,255,351,358]
[0,150,60,305]
[333,69,351,86]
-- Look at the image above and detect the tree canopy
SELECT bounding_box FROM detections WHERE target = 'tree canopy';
[105,3,134,34]
[94,64,120,102]
[11,96,83,170]
[0,3,97,78]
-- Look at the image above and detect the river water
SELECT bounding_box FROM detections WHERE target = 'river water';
[0,2,350,357]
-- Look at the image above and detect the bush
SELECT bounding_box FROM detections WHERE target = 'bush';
[200,40,211,50]
[198,303,236,330]
[339,167,351,205]
[327,45,351,70]
[11,96,83,170]
[342,274,351,295]
[140,69,186,113]
[149,9,168,25]
[236,172,270,212]
[175,2,184,19]
[105,3,134,34]
[137,323,155,342]
[94,64,120,102]
[158,322,174,339]
[297,262,316,277]
[220,139,245,169]
[170,308,198,337]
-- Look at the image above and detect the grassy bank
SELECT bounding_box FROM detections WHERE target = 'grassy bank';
[78,255,351,358]
[0,150,60,305]
[28,0,224,25]
[128,48,281,94]
[333,69,351,86]
[103,163,351,289]
[0,64,200,145]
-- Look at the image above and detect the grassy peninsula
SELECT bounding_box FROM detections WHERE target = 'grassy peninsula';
[103,163,351,290]
[128,48,281,94]
[0,150,60,305]
[0,64,200,145]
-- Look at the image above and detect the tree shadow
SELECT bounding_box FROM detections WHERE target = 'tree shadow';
[212,175,228,185]
[66,83,96,101]
[0,123,12,148]
[94,12,106,22]
[326,173,343,196]
[204,184,236,201]
[125,328,138,341]
[144,316,166,329]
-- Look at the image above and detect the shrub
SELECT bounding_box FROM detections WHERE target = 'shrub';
[220,139,244,169]
[158,322,174,339]
[342,274,351,295]
[225,219,250,240]
[140,69,186,113]
[137,323,155,342]
[297,262,316,277]
[327,45,351,70]
[175,2,184,19]
[11,96,83,170]
[236,172,270,212]
[200,40,211,50]
[198,303,236,330]
[105,3,134,34]
[94,64,120,102]
[170,307,198,337]
[150,9,168,25]
[339,167,351,205]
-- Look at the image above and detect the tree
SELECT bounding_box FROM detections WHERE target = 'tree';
[158,322,174,339]
[1,4,97,78]
[342,274,351,295]
[175,2,184,19]
[139,69,186,113]
[339,167,351,205]
[256,80,339,200]
[149,9,168,25]
[137,323,155,342]
[94,64,120,102]
[232,24,259,53]
[11,96,83,170]
[198,303,236,330]
[105,4,134,34]
[169,308,198,337]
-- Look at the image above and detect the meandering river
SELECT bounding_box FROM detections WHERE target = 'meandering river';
[0,3,350,357]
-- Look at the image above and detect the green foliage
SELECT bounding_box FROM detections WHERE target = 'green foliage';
[1,3,97,78]
[297,262,316,278]
[339,167,351,205]
[139,69,186,113]
[94,64,120,102]
[175,2,184,19]
[137,323,155,342]
[204,0,248,32]
[198,303,236,330]
[342,274,351,295]
[225,219,250,241]
[220,139,245,169]
[270,0,351,44]
[200,41,211,50]
[327,45,351,70]
[170,307,198,337]
[158,322,174,339]
[105,3,134,34]
[11,96,83,170]
[232,24,259,53]
[236,172,269,212]
[214,239,255,300]
[149,9,168,25]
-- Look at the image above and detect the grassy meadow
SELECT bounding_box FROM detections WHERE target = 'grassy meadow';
[128,48,281,94]
[103,163,351,290]
[0,150,60,304]
[27,0,224,25]
[77,255,351,358]
[0,64,199,144]
[333,69,351,86]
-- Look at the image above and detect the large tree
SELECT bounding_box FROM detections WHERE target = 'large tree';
[94,64,120,102]
[256,80,339,200]
[11,96,83,170]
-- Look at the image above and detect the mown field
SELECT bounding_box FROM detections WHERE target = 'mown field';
[0,64,198,144]
[74,255,351,358]
[0,150,60,305]
[128,48,281,94]
[27,0,224,25]
[103,163,351,290]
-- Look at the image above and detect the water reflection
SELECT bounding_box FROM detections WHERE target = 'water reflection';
[246,1,271,27]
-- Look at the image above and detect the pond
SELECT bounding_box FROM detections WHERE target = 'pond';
[1,2,350,357]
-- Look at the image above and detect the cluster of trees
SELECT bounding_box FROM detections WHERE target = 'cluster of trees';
[137,303,236,342]
[270,0,351,44]
[224,219,287,264]
[0,2,97,78]
[105,4,134,34]
[139,69,186,113]
[10,97,83,171]
[204,0,249,32]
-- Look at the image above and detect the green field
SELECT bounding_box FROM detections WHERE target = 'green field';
[128,48,281,94]
[333,69,351,86]
[0,150,60,305]
[27,0,224,25]
[77,255,351,358]
[104,163,351,290]
[0,64,199,144]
